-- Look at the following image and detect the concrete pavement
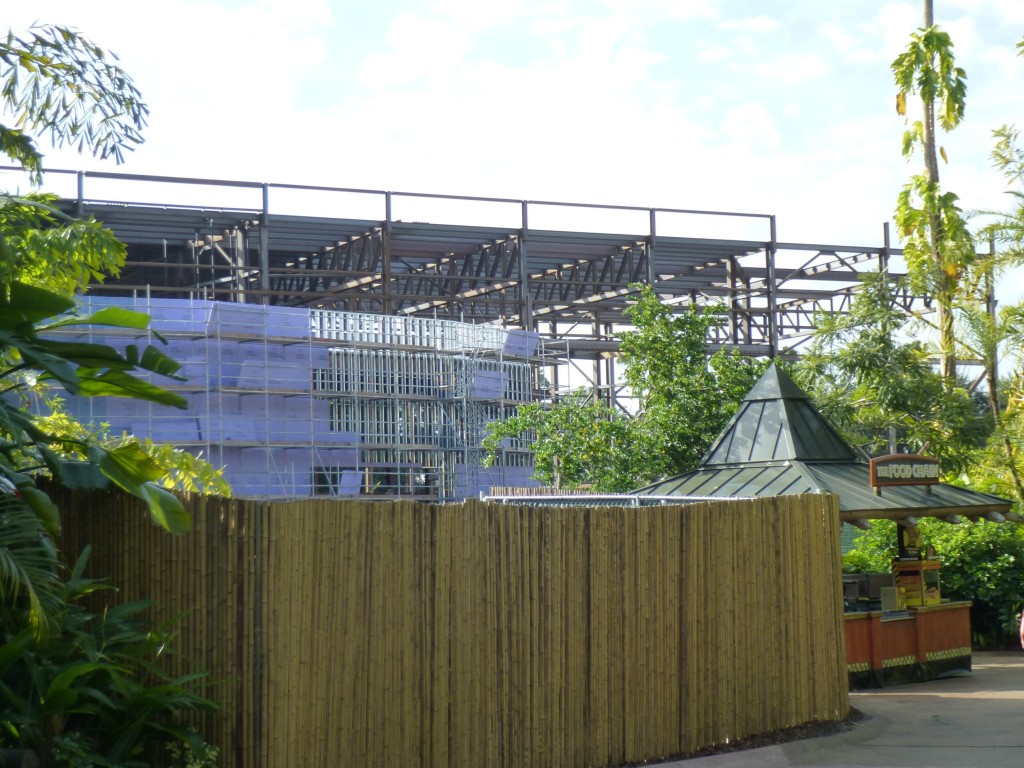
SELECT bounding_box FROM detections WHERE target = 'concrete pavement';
[665,651,1024,768]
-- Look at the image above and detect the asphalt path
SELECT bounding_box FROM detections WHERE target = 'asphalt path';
[665,651,1024,768]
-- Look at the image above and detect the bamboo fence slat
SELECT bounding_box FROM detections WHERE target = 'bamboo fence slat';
[53,489,850,768]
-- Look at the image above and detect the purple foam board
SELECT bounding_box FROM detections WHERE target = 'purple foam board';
[161,339,194,359]
[240,343,286,362]
[147,300,214,334]
[209,303,269,336]
[141,418,201,442]
[336,471,362,495]
[105,399,148,418]
[318,447,359,466]
[227,449,269,473]
[310,347,330,367]
[472,370,506,399]
[282,398,329,419]
[236,360,267,388]
[273,370,310,390]
[197,415,259,442]
[502,329,540,357]
[179,361,209,383]
[311,427,359,444]
[263,306,311,338]
[278,448,313,464]
[282,346,311,366]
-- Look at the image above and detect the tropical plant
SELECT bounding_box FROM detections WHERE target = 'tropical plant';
[482,389,637,491]
[0,281,191,535]
[892,12,973,381]
[0,549,218,766]
[0,495,61,638]
[483,285,767,490]
[795,270,987,477]
[619,289,767,479]
[844,518,1024,647]
[0,22,223,764]
[0,24,147,180]
[0,20,230,536]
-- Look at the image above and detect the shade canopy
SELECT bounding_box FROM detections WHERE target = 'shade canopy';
[633,364,1013,523]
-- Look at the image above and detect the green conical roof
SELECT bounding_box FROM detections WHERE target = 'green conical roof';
[634,364,1013,518]
[701,364,857,465]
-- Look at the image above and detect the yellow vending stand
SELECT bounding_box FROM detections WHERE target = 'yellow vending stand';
[892,559,941,607]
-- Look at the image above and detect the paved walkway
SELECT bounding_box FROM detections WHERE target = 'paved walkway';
[665,651,1024,768]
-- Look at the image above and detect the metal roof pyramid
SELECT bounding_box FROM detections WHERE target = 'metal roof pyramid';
[633,364,1012,518]
[701,364,858,466]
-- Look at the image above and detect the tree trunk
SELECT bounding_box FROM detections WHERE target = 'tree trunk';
[921,0,957,382]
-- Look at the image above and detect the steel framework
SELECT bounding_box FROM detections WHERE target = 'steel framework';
[10,167,921,400]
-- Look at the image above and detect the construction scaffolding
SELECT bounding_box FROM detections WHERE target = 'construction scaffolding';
[5,166,927,500]
[50,297,548,501]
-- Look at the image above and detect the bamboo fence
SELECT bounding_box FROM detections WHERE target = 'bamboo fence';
[56,490,849,768]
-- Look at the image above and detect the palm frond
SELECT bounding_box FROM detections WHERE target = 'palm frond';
[0,493,62,636]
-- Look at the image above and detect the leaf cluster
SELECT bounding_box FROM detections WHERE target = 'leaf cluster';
[0,24,148,180]
[895,175,974,296]
[619,294,767,478]
[795,270,987,476]
[0,193,125,295]
[893,25,966,132]
[482,390,638,492]
[0,283,194,539]
[0,548,217,765]
[844,518,1024,647]
[483,286,767,490]
[0,495,60,638]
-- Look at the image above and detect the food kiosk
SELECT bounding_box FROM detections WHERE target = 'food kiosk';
[631,365,1015,689]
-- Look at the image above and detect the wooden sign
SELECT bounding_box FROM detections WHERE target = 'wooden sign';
[869,454,940,488]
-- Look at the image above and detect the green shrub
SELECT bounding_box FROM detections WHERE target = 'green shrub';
[843,518,1024,648]
[0,549,217,766]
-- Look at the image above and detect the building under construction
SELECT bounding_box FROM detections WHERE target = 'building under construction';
[21,168,914,501]
[58,296,544,499]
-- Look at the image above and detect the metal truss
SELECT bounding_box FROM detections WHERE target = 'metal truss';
[30,168,924,367]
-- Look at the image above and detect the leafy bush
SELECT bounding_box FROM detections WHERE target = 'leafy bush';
[0,547,217,766]
[843,518,1024,647]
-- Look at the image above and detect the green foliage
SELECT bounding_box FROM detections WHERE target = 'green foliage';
[167,736,219,768]
[0,282,194,535]
[0,24,148,181]
[967,373,1024,505]
[483,390,637,492]
[892,22,973,380]
[840,520,897,574]
[894,175,974,299]
[844,519,1024,647]
[130,441,231,498]
[619,290,767,479]
[0,549,217,766]
[0,23,225,764]
[892,26,966,134]
[0,193,126,296]
[484,286,767,490]
[0,495,61,638]
[795,270,988,477]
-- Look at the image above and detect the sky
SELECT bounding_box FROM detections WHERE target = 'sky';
[5,1,1024,289]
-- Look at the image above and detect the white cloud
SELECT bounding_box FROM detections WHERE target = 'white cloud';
[3,0,1023,256]
[720,15,781,34]
[754,53,830,87]
[601,0,717,20]
[697,45,732,63]
[721,102,781,152]
[947,0,1024,25]
[875,3,923,59]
